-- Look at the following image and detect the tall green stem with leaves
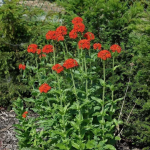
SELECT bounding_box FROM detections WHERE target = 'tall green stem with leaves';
[110,56,115,119]
[57,74,66,136]
[70,70,82,145]
[102,60,106,139]
[35,57,41,85]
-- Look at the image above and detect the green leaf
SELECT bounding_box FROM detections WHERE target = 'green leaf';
[56,143,66,149]
[115,136,121,141]
[113,65,120,71]
[72,141,80,149]
[91,96,103,105]
[103,144,116,150]
[24,98,35,103]
[100,79,105,86]
[86,140,96,149]
[114,97,124,103]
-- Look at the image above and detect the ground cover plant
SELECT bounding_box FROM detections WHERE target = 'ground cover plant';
[13,17,124,150]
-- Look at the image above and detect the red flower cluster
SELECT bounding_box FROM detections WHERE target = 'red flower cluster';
[46,26,67,41]
[69,17,84,39]
[93,43,102,50]
[84,32,95,41]
[19,64,26,70]
[45,31,56,40]
[22,111,28,118]
[72,17,83,24]
[98,50,111,60]
[110,44,121,53]
[73,23,85,33]
[78,39,90,50]
[27,44,38,53]
[63,58,78,69]
[39,83,51,93]
[42,45,53,53]
[56,26,67,36]
[69,29,78,39]
[52,64,64,73]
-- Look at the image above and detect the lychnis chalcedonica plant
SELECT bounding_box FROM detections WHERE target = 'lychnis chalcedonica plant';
[13,17,123,150]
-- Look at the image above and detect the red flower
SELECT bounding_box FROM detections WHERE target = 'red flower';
[72,17,83,24]
[52,64,64,73]
[22,111,28,118]
[98,50,111,60]
[93,43,102,50]
[27,44,38,53]
[55,34,64,41]
[73,23,85,33]
[19,64,26,70]
[110,44,121,53]
[69,29,78,39]
[42,45,53,53]
[78,39,90,50]
[39,83,51,93]
[84,32,95,41]
[56,26,67,36]
[63,58,79,69]
[46,31,56,40]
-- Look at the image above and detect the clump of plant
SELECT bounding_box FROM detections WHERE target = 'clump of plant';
[13,17,123,150]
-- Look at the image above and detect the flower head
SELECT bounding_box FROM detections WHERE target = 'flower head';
[52,64,64,73]
[93,43,102,50]
[110,44,121,53]
[19,64,26,70]
[46,31,56,40]
[56,26,67,36]
[63,58,78,69]
[39,83,51,93]
[97,50,111,60]
[22,111,28,118]
[42,45,53,53]
[27,44,38,53]
[78,39,90,50]
[72,17,83,24]
[69,29,78,39]
[73,23,85,33]
[84,32,95,41]
[55,34,64,41]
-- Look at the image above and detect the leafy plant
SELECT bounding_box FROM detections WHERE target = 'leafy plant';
[13,17,124,149]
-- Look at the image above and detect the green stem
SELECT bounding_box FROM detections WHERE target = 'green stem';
[35,58,41,85]
[89,49,93,85]
[102,60,105,139]
[64,41,69,57]
[110,56,115,118]
[57,74,66,133]
[71,70,81,140]
[52,41,55,65]
[84,57,88,99]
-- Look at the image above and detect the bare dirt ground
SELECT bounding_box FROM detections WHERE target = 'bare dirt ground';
[0,109,18,150]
